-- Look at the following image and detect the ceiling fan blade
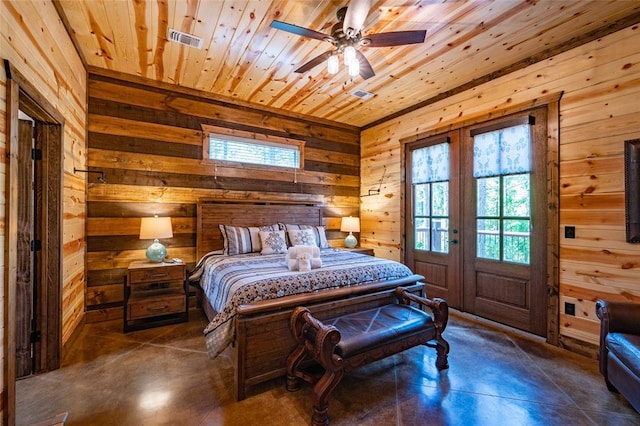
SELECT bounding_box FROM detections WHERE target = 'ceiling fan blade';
[365,30,427,47]
[271,20,332,42]
[294,51,333,74]
[343,0,372,37]
[356,50,375,80]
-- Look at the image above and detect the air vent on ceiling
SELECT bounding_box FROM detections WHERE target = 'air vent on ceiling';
[168,28,203,49]
[352,89,374,100]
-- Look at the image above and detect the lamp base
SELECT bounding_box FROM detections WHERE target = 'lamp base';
[146,239,167,262]
[344,233,357,249]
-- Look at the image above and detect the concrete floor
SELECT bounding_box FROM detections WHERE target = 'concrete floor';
[17,308,640,426]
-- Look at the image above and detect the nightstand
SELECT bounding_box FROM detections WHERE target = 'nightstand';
[343,248,375,256]
[124,261,188,332]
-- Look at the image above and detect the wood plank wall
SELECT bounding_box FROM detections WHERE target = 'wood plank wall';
[85,70,360,322]
[361,25,640,350]
[1,0,87,419]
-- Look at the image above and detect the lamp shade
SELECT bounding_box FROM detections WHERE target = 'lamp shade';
[341,217,360,248]
[340,216,360,233]
[139,216,173,240]
[140,216,173,262]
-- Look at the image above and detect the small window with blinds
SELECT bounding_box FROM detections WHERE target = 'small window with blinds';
[202,126,304,170]
[207,134,301,168]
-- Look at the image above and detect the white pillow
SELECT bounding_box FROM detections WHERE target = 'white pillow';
[287,229,317,247]
[280,224,329,248]
[259,230,287,254]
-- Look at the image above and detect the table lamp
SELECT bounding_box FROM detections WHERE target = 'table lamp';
[139,216,173,262]
[340,216,360,248]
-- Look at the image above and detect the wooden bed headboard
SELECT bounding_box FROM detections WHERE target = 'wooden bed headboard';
[196,199,323,260]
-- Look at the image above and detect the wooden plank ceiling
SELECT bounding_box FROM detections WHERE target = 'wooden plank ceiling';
[56,0,640,127]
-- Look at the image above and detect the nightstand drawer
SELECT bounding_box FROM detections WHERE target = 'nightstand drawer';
[129,265,184,284]
[129,280,183,294]
[128,293,186,320]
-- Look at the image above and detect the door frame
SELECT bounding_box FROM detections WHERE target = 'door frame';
[5,61,65,424]
[400,93,561,345]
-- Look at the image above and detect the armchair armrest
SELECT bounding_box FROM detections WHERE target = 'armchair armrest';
[595,299,640,378]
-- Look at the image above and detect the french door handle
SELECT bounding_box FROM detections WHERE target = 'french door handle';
[450,228,459,243]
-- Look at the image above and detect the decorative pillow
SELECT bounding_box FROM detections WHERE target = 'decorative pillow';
[259,230,287,254]
[287,229,317,246]
[280,224,329,248]
[220,224,279,255]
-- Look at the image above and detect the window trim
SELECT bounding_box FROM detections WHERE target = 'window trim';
[201,124,305,170]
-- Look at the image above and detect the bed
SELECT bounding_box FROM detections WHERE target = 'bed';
[191,199,426,400]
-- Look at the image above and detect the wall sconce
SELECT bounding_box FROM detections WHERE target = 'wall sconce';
[361,168,385,197]
[340,216,360,248]
[73,167,106,183]
[139,216,173,262]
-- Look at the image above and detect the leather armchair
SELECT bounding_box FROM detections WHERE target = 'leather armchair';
[595,300,640,412]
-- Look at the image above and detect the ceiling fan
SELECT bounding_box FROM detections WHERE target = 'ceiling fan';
[270,0,426,80]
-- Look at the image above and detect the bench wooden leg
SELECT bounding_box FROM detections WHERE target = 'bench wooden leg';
[286,344,308,391]
[435,335,450,370]
[312,369,344,426]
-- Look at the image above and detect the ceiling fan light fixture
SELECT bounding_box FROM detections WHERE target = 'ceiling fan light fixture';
[344,45,357,66]
[327,54,339,74]
[348,59,360,77]
[270,1,425,81]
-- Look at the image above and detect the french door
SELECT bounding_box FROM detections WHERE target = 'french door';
[405,107,548,336]
[405,132,461,308]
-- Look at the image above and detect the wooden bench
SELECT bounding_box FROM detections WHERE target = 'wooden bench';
[286,287,450,426]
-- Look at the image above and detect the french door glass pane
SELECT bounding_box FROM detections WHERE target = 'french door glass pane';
[415,218,430,251]
[476,173,531,264]
[432,182,449,216]
[504,219,530,263]
[477,219,500,260]
[504,174,530,217]
[432,218,449,253]
[415,184,430,216]
[477,177,499,216]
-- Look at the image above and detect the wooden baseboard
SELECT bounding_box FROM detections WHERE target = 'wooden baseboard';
[85,306,122,323]
[62,314,85,360]
[558,335,599,360]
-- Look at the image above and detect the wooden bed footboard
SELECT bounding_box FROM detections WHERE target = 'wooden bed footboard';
[230,274,425,400]
[195,274,425,400]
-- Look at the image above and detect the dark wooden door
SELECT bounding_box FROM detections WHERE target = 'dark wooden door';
[461,108,548,336]
[16,119,34,378]
[405,131,462,308]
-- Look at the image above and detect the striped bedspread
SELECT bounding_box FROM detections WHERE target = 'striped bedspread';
[192,249,414,359]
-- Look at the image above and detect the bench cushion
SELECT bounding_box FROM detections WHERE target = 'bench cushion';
[325,304,435,358]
